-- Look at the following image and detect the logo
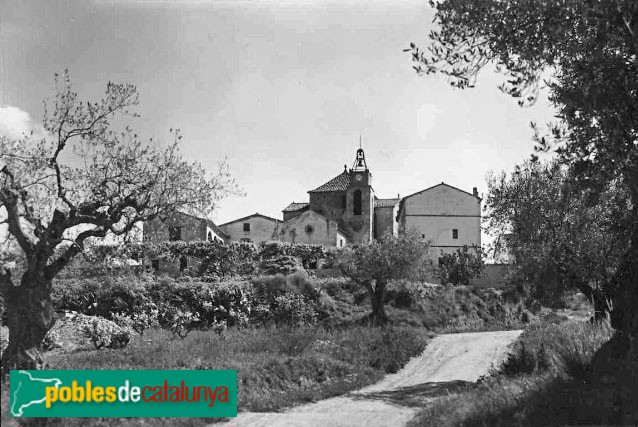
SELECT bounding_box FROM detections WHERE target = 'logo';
[10,370,237,418]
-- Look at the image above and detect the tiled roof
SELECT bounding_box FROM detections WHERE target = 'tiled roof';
[375,198,401,208]
[283,202,310,212]
[309,171,350,193]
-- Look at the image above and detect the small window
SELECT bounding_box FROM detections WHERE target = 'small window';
[452,229,458,239]
[353,189,362,215]
[168,225,182,241]
[243,223,250,232]
[341,195,346,209]
[207,231,213,241]
[339,239,343,247]
[422,234,425,238]
[305,225,314,234]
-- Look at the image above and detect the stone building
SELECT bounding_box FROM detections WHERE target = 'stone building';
[397,183,482,255]
[143,210,229,243]
[218,213,281,244]
[142,210,229,272]
[279,147,398,246]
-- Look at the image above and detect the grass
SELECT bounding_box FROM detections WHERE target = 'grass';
[1,324,432,427]
[407,319,638,427]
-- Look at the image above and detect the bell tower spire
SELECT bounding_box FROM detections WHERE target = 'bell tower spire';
[351,137,368,171]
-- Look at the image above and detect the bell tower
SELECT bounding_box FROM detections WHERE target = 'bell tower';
[345,139,374,243]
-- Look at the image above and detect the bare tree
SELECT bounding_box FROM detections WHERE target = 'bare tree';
[0,71,238,372]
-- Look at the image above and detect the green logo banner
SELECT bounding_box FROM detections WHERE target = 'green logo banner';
[10,370,237,418]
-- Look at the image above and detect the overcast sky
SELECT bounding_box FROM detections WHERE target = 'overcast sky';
[0,0,557,227]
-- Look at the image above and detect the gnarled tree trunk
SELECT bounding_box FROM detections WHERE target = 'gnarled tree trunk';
[368,280,389,326]
[1,269,56,375]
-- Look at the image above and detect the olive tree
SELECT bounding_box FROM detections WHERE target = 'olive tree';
[0,71,238,372]
[485,160,631,317]
[408,0,638,337]
[338,233,431,326]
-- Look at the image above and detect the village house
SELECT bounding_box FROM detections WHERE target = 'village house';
[143,210,229,271]
[218,213,281,244]
[397,182,482,256]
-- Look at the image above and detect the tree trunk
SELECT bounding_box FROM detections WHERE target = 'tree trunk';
[610,168,638,339]
[369,280,389,326]
[1,269,56,375]
[576,282,611,322]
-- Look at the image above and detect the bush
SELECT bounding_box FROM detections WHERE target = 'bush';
[436,245,484,286]
[271,294,318,327]
[500,320,613,377]
[259,255,302,275]
[76,314,132,349]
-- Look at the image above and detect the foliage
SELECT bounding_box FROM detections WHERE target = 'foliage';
[436,245,485,286]
[499,321,613,377]
[407,0,638,335]
[338,232,432,325]
[384,281,530,332]
[258,241,336,269]
[485,160,630,313]
[259,255,302,275]
[76,314,132,349]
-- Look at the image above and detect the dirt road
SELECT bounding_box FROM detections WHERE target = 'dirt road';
[219,329,523,427]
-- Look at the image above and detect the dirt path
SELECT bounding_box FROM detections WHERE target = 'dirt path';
[219,329,523,427]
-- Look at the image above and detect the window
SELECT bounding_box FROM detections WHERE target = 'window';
[341,195,347,209]
[339,239,343,247]
[452,229,459,239]
[305,225,314,234]
[243,223,251,232]
[168,225,182,241]
[207,231,213,241]
[353,190,362,215]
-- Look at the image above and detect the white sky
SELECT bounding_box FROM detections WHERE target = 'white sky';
[1,0,557,231]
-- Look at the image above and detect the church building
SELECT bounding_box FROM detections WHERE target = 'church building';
[279,147,482,253]
[279,147,401,246]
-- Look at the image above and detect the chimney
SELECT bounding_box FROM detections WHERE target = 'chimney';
[472,187,478,197]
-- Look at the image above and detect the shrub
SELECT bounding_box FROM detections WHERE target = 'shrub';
[76,315,132,349]
[500,321,613,377]
[436,245,484,286]
[259,255,302,275]
[272,294,318,327]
